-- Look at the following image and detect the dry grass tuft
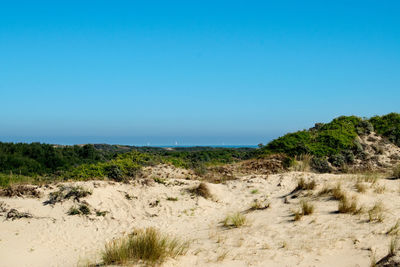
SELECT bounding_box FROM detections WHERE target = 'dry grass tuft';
[102,227,188,265]
[338,194,362,214]
[386,220,400,235]
[373,184,386,194]
[291,154,313,172]
[189,182,212,199]
[223,212,247,228]
[355,182,367,193]
[388,237,398,257]
[356,172,380,184]
[295,177,316,192]
[250,199,270,211]
[293,200,314,221]
[368,202,385,222]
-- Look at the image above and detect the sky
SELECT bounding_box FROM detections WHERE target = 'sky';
[0,0,399,146]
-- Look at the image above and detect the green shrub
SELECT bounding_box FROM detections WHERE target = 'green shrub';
[311,157,332,173]
[260,115,380,171]
[67,203,91,215]
[369,113,400,146]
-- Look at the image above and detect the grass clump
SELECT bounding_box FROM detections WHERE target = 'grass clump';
[293,200,314,221]
[373,184,386,194]
[67,203,91,215]
[338,194,362,214]
[166,197,178,201]
[189,182,212,199]
[250,199,270,211]
[368,202,385,222]
[355,182,367,193]
[102,227,188,265]
[290,154,313,172]
[389,237,398,257]
[387,220,400,235]
[250,189,259,194]
[295,177,316,191]
[318,182,344,200]
[96,210,108,217]
[223,212,247,228]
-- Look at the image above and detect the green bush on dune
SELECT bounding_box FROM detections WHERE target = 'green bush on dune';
[369,113,400,146]
[258,113,400,172]
[263,116,365,157]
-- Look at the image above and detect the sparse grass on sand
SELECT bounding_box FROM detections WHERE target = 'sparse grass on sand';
[250,199,270,211]
[389,237,398,256]
[318,182,345,200]
[338,194,362,214]
[293,200,314,221]
[45,185,92,205]
[368,202,385,222]
[373,184,386,194]
[387,220,400,236]
[355,182,367,193]
[102,227,189,265]
[294,177,316,192]
[223,212,247,228]
[189,182,212,199]
[67,203,91,216]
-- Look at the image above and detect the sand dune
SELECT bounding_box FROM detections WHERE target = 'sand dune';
[1,170,400,266]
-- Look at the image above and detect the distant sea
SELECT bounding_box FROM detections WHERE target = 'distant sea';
[0,136,269,148]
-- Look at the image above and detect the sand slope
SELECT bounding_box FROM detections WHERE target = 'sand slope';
[1,171,400,267]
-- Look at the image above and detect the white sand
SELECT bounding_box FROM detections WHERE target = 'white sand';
[1,171,399,266]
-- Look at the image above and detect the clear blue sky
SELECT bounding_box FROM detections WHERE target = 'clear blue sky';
[1,1,399,145]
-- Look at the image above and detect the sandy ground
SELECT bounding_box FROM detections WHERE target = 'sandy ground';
[1,171,400,267]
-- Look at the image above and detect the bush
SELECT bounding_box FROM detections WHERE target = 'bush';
[102,228,188,265]
[311,157,332,173]
[329,154,346,167]
[106,165,124,182]
[369,113,400,146]
[189,182,212,199]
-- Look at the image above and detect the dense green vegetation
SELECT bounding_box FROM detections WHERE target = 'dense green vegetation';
[1,112,399,185]
[262,115,370,156]
[370,113,400,146]
[0,142,255,185]
[0,143,114,176]
[259,115,380,171]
